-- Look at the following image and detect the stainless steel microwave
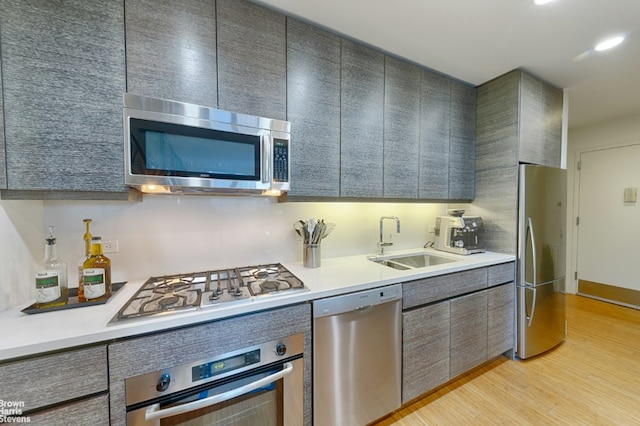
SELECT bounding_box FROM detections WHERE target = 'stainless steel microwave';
[123,94,291,196]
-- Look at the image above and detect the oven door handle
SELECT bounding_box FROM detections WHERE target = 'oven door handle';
[145,361,295,421]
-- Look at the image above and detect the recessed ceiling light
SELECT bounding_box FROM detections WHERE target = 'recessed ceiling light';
[595,36,625,51]
[534,0,556,5]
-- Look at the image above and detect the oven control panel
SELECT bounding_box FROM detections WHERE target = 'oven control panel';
[192,349,260,381]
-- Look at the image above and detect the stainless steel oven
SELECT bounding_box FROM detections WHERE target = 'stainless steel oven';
[125,333,304,425]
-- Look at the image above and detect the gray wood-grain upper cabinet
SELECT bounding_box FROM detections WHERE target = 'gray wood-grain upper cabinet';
[287,19,341,198]
[419,71,450,200]
[125,0,218,107]
[217,0,286,120]
[384,57,421,199]
[340,40,385,198]
[0,47,6,190]
[519,71,563,167]
[108,303,312,426]
[0,0,127,197]
[0,345,109,424]
[449,81,476,200]
[402,300,450,404]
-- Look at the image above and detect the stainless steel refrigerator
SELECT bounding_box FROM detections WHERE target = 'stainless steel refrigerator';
[516,164,567,359]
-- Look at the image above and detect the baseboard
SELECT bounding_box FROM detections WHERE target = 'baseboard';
[577,280,640,309]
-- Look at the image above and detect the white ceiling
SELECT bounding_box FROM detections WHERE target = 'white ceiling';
[252,0,640,129]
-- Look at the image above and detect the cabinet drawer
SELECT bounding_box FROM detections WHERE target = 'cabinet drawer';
[488,262,515,286]
[403,268,487,309]
[28,393,109,426]
[0,345,107,411]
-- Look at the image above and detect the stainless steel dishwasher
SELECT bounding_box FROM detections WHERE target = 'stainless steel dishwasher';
[313,284,402,426]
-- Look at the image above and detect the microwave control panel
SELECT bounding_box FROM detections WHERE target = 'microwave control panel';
[273,139,289,183]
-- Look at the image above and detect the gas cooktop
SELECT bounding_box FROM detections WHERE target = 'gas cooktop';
[110,263,307,323]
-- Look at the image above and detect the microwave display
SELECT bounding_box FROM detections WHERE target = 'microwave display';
[130,119,261,180]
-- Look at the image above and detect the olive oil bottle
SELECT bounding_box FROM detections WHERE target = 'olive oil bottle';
[77,219,93,302]
[82,236,111,302]
[35,226,68,308]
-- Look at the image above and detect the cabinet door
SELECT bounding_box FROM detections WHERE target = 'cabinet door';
[449,81,476,200]
[125,0,217,107]
[419,70,450,200]
[450,291,488,378]
[217,0,286,120]
[402,301,450,404]
[488,282,515,358]
[287,19,341,198]
[383,56,420,199]
[0,0,126,193]
[340,40,384,198]
[28,394,109,426]
[519,72,562,168]
[0,49,5,189]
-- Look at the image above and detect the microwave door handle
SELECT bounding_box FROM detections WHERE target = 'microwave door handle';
[261,133,271,184]
[145,362,295,421]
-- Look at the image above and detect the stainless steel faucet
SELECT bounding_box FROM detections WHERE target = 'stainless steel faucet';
[378,216,400,254]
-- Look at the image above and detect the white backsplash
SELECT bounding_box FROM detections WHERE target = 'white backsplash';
[0,195,446,311]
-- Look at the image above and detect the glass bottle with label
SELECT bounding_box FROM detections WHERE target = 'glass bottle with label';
[76,219,93,302]
[35,226,68,308]
[82,236,111,302]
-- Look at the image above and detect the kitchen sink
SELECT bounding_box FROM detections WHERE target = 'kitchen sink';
[370,253,459,270]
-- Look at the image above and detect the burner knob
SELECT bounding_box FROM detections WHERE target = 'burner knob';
[156,373,171,392]
[275,343,287,357]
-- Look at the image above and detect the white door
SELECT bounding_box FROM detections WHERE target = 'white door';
[576,144,640,290]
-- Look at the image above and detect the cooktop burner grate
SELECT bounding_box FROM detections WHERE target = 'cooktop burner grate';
[111,263,307,323]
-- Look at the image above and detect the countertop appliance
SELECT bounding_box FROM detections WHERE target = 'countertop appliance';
[110,263,307,323]
[516,164,567,359]
[123,93,291,196]
[313,284,402,426]
[434,210,485,255]
[125,333,304,425]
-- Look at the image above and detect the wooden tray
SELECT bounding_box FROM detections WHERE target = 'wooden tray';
[21,282,127,314]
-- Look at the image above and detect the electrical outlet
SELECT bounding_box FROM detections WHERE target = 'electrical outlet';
[102,240,119,253]
[428,225,435,234]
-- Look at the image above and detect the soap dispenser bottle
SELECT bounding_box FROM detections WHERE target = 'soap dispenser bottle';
[82,236,111,302]
[77,219,92,302]
[35,226,69,308]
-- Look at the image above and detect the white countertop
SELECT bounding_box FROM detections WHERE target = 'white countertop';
[0,248,514,362]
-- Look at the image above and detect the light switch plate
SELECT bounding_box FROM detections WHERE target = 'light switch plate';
[624,187,637,203]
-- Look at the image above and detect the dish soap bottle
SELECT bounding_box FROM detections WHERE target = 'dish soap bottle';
[82,236,111,302]
[35,226,68,308]
[77,219,93,302]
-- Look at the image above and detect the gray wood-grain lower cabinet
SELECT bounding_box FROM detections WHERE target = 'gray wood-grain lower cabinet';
[450,291,488,378]
[0,345,108,422]
[287,19,341,198]
[108,303,312,426]
[0,0,127,196]
[488,282,515,358]
[402,300,450,404]
[383,56,421,199]
[217,0,286,120]
[28,394,109,426]
[340,40,385,198]
[401,262,515,403]
[125,0,218,107]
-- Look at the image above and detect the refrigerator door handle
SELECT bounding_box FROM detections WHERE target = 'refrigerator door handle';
[525,218,538,327]
[527,217,537,287]
[525,286,537,327]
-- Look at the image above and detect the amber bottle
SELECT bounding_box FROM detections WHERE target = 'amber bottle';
[82,236,111,302]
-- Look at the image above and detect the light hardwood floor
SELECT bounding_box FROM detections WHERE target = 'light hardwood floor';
[376,294,640,425]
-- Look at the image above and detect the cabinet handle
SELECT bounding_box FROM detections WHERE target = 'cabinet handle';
[144,362,294,421]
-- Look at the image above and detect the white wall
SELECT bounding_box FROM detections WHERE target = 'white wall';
[0,196,445,311]
[566,113,640,293]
